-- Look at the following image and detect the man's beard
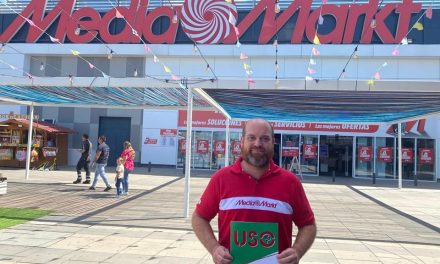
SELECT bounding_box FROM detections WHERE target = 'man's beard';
[243,147,273,168]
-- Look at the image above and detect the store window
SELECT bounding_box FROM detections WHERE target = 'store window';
[356,137,373,177]
[193,131,212,169]
[212,132,226,169]
[301,135,318,175]
[398,138,415,179]
[281,134,299,172]
[229,132,242,165]
[416,138,435,181]
[375,137,394,178]
[177,130,186,168]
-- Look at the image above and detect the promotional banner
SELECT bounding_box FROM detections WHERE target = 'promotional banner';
[419,148,434,164]
[401,148,414,163]
[231,140,241,156]
[213,140,226,155]
[230,222,278,264]
[282,147,299,158]
[196,140,209,154]
[358,146,372,161]
[378,147,393,163]
[302,144,317,159]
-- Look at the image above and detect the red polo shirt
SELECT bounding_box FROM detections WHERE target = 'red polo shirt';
[195,157,315,252]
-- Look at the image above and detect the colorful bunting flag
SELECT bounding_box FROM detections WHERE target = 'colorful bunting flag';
[49,36,59,43]
[171,74,179,80]
[132,28,139,36]
[163,65,172,73]
[309,58,316,65]
[391,48,400,56]
[225,0,232,2]
[236,40,241,48]
[70,49,80,56]
[243,63,251,70]
[153,56,159,63]
[374,72,381,80]
[240,52,248,60]
[312,47,320,56]
[313,35,320,45]
[246,70,253,75]
[24,17,35,27]
[88,62,94,69]
[234,26,240,36]
[143,44,151,53]
[228,11,236,26]
[305,76,313,81]
[318,15,324,25]
[367,80,375,86]
[413,22,423,31]
[247,78,255,84]
[307,67,316,75]
[400,37,408,45]
[382,62,388,67]
[115,9,124,18]
[426,6,433,19]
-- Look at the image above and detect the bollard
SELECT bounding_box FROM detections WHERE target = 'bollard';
[373,172,376,184]
[182,163,185,175]
[414,173,418,186]
[332,170,335,182]
[148,162,151,173]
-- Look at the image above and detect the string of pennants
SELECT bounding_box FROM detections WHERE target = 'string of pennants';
[0,0,436,87]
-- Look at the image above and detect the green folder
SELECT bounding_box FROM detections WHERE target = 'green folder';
[230,222,278,264]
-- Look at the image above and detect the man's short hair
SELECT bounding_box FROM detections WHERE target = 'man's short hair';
[99,135,106,142]
[242,119,274,138]
[82,134,89,140]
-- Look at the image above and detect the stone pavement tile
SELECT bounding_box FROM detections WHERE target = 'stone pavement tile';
[326,241,371,252]
[58,249,115,262]
[85,237,141,253]
[401,244,440,258]
[143,256,201,264]
[376,258,425,264]
[2,229,71,240]
[337,260,381,264]
[301,250,338,263]
[120,242,171,256]
[49,233,106,250]
[12,247,72,264]
[156,247,207,258]
[0,237,55,247]
[102,253,153,264]
[331,250,379,261]
[0,245,30,256]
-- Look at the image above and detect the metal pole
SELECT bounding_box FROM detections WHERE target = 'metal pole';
[398,123,402,189]
[25,104,34,180]
[184,79,193,218]
[225,118,230,168]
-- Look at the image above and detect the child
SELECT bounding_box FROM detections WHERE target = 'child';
[115,157,125,198]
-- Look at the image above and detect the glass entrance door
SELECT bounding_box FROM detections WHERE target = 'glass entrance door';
[320,135,353,177]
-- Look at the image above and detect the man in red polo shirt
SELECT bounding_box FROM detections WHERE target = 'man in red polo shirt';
[192,118,316,264]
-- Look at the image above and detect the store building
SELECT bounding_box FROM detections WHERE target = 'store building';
[0,0,439,181]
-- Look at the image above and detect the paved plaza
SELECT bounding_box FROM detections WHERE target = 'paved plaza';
[0,167,439,264]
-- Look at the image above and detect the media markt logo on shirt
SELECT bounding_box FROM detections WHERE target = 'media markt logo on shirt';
[230,222,278,264]
[236,199,278,209]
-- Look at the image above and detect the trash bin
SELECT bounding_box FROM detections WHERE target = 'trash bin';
[0,175,7,195]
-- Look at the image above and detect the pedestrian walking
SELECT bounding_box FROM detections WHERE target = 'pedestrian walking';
[89,135,112,191]
[73,134,92,184]
[115,157,124,198]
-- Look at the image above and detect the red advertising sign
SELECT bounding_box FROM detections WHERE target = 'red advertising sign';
[160,129,177,137]
[1,0,421,45]
[419,148,433,164]
[401,148,414,163]
[144,138,157,144]
[178,110,379,133]
[179,139,186,153]
[213,140,226,155]
[358,146,372,161]
[378,147,393,163]
[282,147,299,158]
[196,140,209,154]
[302,144,317,159]
[231,140,241,156]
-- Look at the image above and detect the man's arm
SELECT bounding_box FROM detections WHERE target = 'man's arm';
[192,212,232,264]
[278,223,317,264]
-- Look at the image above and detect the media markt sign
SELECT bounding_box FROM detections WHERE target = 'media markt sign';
[230,222,278,264]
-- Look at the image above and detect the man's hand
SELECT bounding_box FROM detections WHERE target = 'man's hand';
[212,245,233,264]
[277,247,300,264]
